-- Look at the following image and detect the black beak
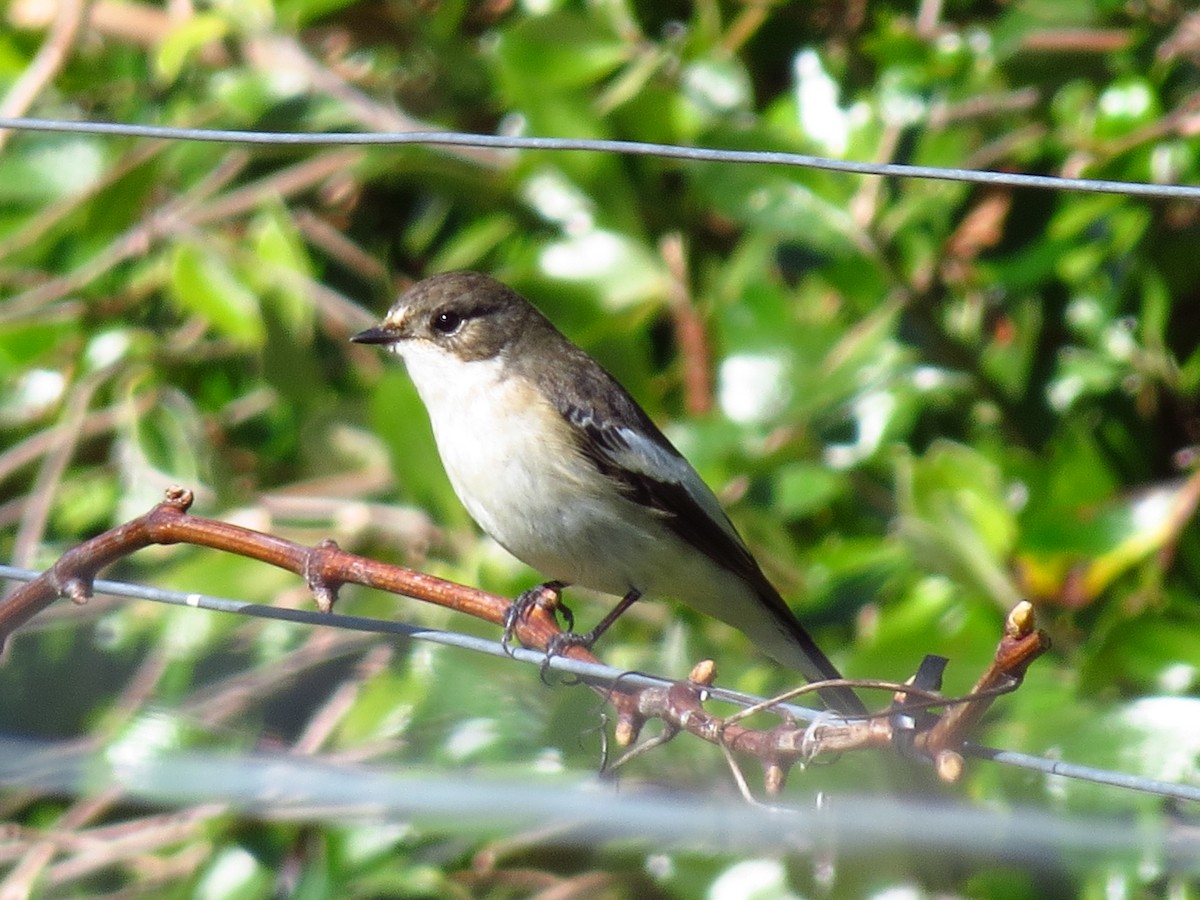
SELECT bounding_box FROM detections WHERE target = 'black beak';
[350,325,399,345]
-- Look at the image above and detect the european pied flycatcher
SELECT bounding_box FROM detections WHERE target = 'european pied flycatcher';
[352,272,864,714]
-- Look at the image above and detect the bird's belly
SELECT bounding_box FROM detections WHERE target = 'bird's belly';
[452,447,647,593]
[419,365,642,592]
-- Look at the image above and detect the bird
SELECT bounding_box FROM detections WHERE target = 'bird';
[351,271,865,714]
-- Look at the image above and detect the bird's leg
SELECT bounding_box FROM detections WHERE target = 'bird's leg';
[544,588,642,663]
[501,580,570,655]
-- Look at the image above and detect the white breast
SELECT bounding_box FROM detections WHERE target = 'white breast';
[395,341,645,592]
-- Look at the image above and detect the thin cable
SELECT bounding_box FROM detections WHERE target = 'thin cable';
[965,743,1200,801]
[2,116,1199,200]
[0,564,670,695]
[0,735,1188,868]
[1,564,1197,803]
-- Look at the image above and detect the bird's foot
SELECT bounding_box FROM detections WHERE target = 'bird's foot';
[538,627,600,681]
[501,580,571,656]
[536,589,642,680]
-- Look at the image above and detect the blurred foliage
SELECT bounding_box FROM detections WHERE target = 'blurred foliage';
[2,0,1200,895]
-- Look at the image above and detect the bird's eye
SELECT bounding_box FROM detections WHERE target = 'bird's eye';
[431,310,463,335]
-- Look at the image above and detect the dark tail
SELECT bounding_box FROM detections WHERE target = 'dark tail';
[749,580,868,715]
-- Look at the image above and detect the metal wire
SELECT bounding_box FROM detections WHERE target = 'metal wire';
[0,734,1190,868]
[2,564,1197,804]
[2,116,1200,201]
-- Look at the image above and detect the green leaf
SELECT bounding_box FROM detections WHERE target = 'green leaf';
[493,13,628,91]
[896,441,1023,610]
[155,14,230,84]
[248,207,315,339]
[772,462,846,517]
[0,137,106,203]
[169,242,266,347]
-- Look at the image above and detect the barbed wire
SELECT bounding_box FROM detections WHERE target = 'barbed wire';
[2,116,1199,201]
[2,564,1196,805]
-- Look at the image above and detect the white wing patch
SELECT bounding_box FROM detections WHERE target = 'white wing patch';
[601,423,743,547]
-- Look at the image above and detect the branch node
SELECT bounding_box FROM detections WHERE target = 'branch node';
[163,485,195,511]
[763,760,788,796]
[57,573,92,605]
[688,658,716,686]
[614,708,646,747]
[532,582,566,618]
[45,551,95,604]
[936,749,965,783]
[799,712,835,765]
[306,538,344,614]
[1006,599,1037,638]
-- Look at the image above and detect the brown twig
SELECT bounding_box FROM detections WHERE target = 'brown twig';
[241,34,509,169]
[0,486,636,730]
[721,0,779,56]
[928,88,1040,130]
[915,601,1050,775]
[1020,28,1133,53]
[182,629,376,730]
[0,393,156,494]
[616,602,1049,793]
[0,488,1050,796]
[618,661,892,794]
[36,806,224,893]
[1157,467,1200,570]
[292,644,395,754]
[659,233,713,416]
[0,487,556,645]
[914,0,944,40]
[292,208,390,286]
[0,139,170,261]
[186,150,364,231]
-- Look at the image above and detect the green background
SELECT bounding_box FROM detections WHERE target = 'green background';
[1,0,1198,895]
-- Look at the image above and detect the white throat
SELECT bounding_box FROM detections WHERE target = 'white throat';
[391,340,507,414]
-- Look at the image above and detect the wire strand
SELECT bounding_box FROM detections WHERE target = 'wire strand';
[0,733,1188,867]
[2,116,1199,200]
[2,564,1197,804]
